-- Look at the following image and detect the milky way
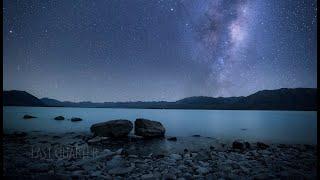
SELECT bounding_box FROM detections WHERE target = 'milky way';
[185,0,253,96]
[181,0,317,97]
[3,0,317,101]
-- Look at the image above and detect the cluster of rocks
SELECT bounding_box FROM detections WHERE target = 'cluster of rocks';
[3,132,317,179]
[90,118,166,138]
[23,114,82,122]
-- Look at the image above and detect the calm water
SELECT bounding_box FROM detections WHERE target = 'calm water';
[3,106,317,144]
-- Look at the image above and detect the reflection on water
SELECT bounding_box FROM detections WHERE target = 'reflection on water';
[3,106,317,144]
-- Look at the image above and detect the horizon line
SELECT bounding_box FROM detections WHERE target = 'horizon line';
[3,87,317,104]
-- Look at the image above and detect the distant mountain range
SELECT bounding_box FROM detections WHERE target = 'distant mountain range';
[3,88,317,110]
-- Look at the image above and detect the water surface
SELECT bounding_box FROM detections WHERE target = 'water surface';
[3,106,317,144]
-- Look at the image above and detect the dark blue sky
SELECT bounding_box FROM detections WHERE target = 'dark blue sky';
[3,0,317,102]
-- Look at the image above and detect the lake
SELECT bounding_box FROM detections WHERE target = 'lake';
[3,106,317,144]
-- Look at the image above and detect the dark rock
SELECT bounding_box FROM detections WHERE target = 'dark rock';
[232,140,251,150]
[192,135,201,137]
[167,137,177,141]
[257,142,269,149]
[73,135,83,139]
[54,116,65,120]
[90,119,133,137]
[23,114,36,119]
[277,144,288,148]
[232,140,244,150]
[134,118,165,138]
[71,117,82,122]
[121,149,129,157]
[153,154,165,159]
[244,142,251,149]
[304,144,315,150]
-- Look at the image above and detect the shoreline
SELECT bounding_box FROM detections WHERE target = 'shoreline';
[3,105,317,111]
[3,131,317,179]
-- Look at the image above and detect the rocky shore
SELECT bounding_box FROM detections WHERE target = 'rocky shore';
[3,131,317,179]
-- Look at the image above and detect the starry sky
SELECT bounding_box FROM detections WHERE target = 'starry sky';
[3,0,317,102]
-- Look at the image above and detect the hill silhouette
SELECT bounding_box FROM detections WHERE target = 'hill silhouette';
[3,88,317,110]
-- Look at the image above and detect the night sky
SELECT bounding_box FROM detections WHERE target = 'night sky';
[3,0,317,102]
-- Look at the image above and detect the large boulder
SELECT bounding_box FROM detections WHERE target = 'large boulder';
[134,118,165,138]
[90,120,133,137]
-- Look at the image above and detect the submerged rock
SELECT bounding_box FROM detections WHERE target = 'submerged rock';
[134,118,165,138]
[54,116,65,120]
[23,114,36,119]
[192,135,201,137]
[90,119,133,137]
[71,117,82,122]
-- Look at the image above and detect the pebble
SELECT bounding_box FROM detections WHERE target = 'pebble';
[29,163,50,173]
[141,173,154,179]
[170,153,182,160]
[3,132,317,179]
[87,136,108,143]
[163,173,177,180]
[108,166,134,175]
[115,148,123,155]
[196,166,209,174]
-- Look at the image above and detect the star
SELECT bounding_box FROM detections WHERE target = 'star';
[2,0,317,101]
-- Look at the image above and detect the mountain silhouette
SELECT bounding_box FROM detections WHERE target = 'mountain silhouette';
[3,90,45,107]
[3,88,317,110]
